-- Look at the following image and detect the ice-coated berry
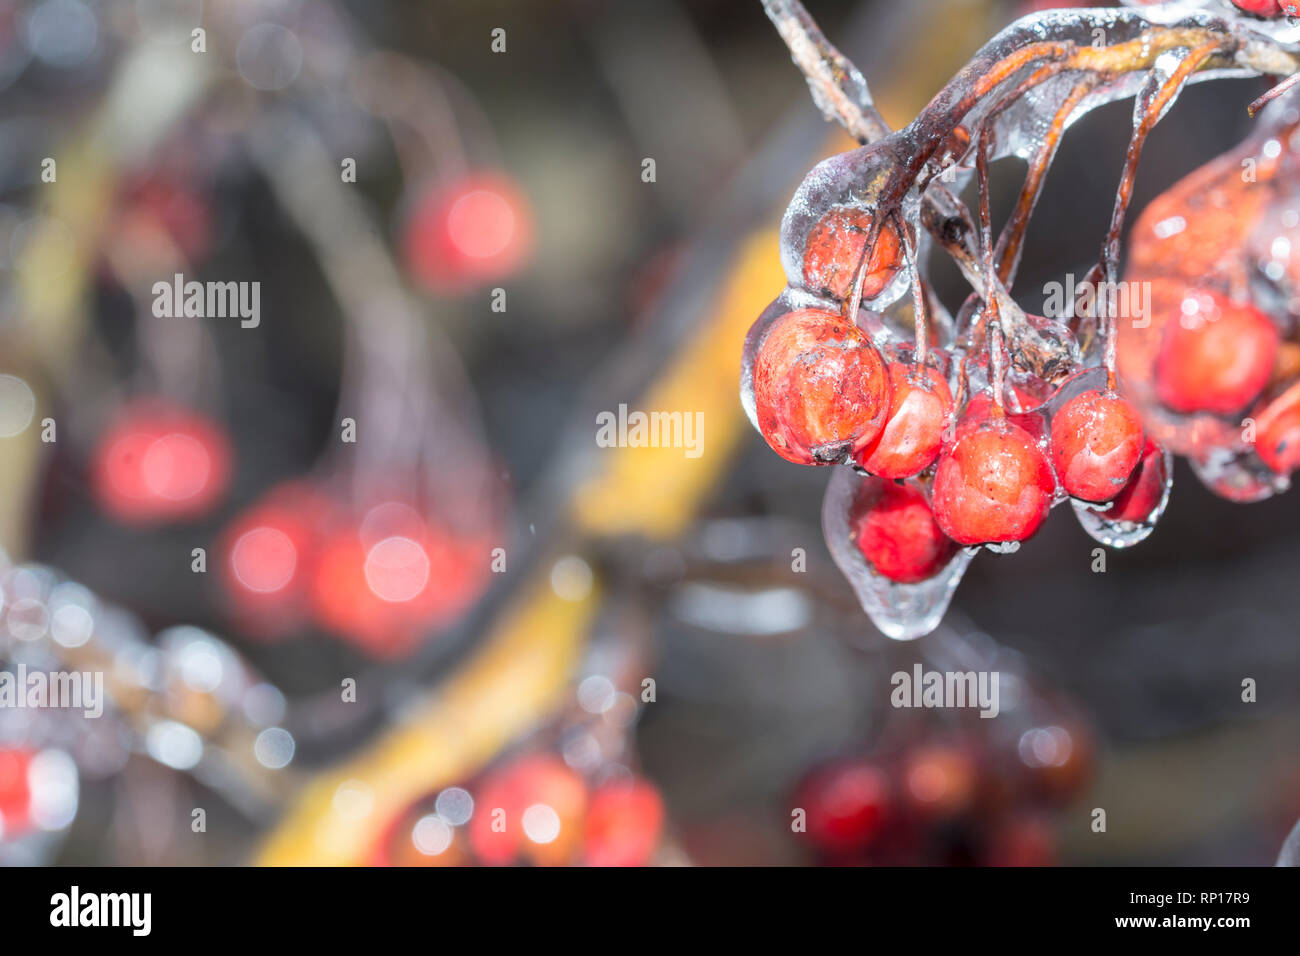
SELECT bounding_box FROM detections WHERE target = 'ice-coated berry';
[852,481,958,583]
[1255,380,1300,474]
[1155,291,1278,415]
[1230,0,1284,16]
[932,417,1056,545]
[855,363,954,478]
[1105,438,1168,523]
[801,205,902,301]
[1050,390,1145,503]
[753,308,891,464]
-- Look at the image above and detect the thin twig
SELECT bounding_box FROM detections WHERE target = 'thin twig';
[761,0,891,144]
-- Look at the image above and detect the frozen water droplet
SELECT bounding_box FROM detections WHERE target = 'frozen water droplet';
[1189,446,1289,503]
[1072,443,1174,549]
[822,468,973,641]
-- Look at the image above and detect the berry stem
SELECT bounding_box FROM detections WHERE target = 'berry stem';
[760,0,891,145]
[901,215,930,370]
[1099,40,1222,389]
[975,132,1005,417]
[994,78,1097,288]
[844,213,886,322]
[1249,70,1300,117]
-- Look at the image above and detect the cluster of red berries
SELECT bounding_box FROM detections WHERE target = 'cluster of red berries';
[370,753,665,867]
[220,483,491,657]
[86,398,494,657]
[751,297,1160,585]
[792,723,1091,865]
[1117,102,1300,498]
[747,44,1300,626]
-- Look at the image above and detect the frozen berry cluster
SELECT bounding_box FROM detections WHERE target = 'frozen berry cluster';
[742,7,1300,640]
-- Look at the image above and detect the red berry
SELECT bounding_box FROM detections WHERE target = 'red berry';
[309,502,487,657]
[852,481,959,583]
[91,401,232,524]
[802,205,902,301]
[794,759,893,856]
[985,818,1056,867]
[1105,438,1168,523]
[117,174,212,264]
[753,308,891,464]
[902,744,977,820]
[468,755,588,866]
[402,173,533,293]
[855,363,954,478]
[0,748,34,840]
[582,778,665,867]
[1050,390,1145,503]
[1155,291,1278,415]
[932,417,1056,545]
[1231,0,1284,16]
[220,482,332,637]
[1256,381,1300,474]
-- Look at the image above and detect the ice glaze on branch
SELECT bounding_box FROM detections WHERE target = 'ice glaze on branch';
[764,2,1300,380]
[761,0,891,144]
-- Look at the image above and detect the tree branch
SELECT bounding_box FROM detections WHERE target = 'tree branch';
[761,0,891,144]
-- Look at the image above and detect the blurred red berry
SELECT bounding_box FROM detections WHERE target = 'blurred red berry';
[753,308,891,464]
[985,817,1056,867]
[468,755,588,866]
[0,748,33,840]
[1154,291,1278,415]
[401,172,533,293]
[856,363,954,478]
[1050,390,1145,503]
[1255,380,1300,474]
[852,480,958,583]
[309,505,485,658]
[117,174,213,264]
[932,416,1056,545]
[220,483,333,637]
[91,401,232,524]
[582,778,665,867]
[903,744,978,820]
[794,759,893,856]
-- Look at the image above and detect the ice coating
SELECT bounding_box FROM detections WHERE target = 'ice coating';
[746,0,1300,639]
[1190,445,1291,500]
[822,468,974,641]
[1071,444,1174,548]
